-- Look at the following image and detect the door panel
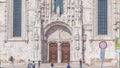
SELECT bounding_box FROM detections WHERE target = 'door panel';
[49,43,58,63]
[61,42,70,63]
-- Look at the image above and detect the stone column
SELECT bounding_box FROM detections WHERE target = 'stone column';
[58,42,61,63]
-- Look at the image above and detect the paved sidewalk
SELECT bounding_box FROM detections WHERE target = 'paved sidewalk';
[0,63,117,68]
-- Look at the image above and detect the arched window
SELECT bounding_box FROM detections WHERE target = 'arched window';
[98,0,107,35]
[13,0,22,37]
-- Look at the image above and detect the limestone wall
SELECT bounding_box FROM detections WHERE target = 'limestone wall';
[0,0,119,65]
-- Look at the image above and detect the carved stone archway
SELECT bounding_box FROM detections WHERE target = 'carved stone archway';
[42,21,72,63]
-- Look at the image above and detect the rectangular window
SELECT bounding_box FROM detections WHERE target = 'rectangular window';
[13,0,22,37]
[98,0,107,35]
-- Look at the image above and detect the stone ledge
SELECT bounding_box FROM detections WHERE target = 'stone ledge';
[90,58,116,66]
[1,59,26,64]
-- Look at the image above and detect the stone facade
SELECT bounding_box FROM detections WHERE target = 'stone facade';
[0,0,120,65]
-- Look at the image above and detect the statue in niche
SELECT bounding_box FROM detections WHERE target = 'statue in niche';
[56,6,60,15]
[54,0,64,14]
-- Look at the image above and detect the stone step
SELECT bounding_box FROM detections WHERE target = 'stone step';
[92,62,116,66]
[39,63,87,68]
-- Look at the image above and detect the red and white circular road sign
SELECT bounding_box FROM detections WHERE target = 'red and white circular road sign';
[99,41,107,49]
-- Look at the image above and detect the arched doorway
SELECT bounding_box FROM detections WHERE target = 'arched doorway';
[43,22,72,63]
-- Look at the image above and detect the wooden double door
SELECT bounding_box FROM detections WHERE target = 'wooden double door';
[49,42,70,63]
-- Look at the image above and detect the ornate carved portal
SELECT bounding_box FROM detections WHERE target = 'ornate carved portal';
[47,23,72,63]
[61,42,70,63]
[49,43,58,63]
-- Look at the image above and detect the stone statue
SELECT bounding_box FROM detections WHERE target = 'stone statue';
[54,0,64,14]
[57,6,60,15]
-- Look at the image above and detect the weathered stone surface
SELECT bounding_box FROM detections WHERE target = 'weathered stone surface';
[0,0,119,66]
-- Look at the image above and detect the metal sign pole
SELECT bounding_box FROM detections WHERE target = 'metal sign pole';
[119,53,120,68]
[100,49,105,68]
[99,41,107,68]
[101,59,103,68]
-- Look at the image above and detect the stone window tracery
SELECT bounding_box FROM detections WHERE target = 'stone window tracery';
[13,0,22,37]
[98,0,108,35]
